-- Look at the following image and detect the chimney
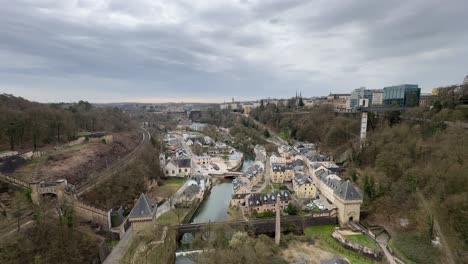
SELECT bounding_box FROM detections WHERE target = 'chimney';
[275,193,281,245]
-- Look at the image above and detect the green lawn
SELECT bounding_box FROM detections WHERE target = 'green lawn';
[162,178,187,185]
[304,225,375,264]
[345,234,378,250]
[156,208,189,226]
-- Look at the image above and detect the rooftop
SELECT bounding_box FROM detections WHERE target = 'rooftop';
[128,193,157,219]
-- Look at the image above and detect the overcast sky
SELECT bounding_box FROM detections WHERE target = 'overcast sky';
[0,0,467,103]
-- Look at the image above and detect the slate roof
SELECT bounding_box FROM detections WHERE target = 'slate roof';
[128,193,157,219]
[231,193,249,199]
[315,168,362,201]
[292,159,305,166]
[272,164,286,172]
[247,190,291,207]
[177,158,192,168]
[192,173,205,185]
[182,185,201,199]
[335,180,363,200]
[294,173,313,186]
[233,177,252,192]
[243,164,263,180]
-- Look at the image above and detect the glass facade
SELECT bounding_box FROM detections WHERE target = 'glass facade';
[383,84,420,107]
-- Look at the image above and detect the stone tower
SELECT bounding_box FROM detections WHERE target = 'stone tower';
[275,193,281,245]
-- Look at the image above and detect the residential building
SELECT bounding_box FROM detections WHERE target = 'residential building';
[163,158,192,177]
[190,122,208,131]
[245,190,291,214]
[254,145,267,163]
[350,87,373,109]
[177,120,192,130]
[463,75,468,85]
[293,173,317,199]
[383,84,421,107]
[371,89,383,106]
[327,94,351,110]
[419,93,432,107]
[242,162,264,186]
[194,155,211,165]
[311,165,363,224]
[270,152,286,164]
[179,184,202,203]
[233,177,252,194]
[231,193,249,207]
[187,173,209,192]
[270,163,294,183]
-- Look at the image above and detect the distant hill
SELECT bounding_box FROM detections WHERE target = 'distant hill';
[0,94,135,151]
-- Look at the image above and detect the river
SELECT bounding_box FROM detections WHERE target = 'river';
[189,159,254,224]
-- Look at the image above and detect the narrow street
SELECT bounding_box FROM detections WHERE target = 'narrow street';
[256,156,271,193]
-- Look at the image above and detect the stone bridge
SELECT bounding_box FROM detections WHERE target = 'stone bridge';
[176,210,337,241]
[209,171,243,178]
[0,173,109,230]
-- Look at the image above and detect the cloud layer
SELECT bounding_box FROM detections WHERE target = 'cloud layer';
[1,0,467,102]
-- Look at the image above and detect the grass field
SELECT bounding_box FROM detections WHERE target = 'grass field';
[345,234,378,250]
[304,225,376,264]
[163,178,187,185]
[151,178,187,198]
[157,208,190,226]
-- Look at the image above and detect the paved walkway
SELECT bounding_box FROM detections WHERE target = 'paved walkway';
[256,156,271,193]
[103,227,133,264]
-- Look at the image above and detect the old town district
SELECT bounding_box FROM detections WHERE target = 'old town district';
[231,143,362,225]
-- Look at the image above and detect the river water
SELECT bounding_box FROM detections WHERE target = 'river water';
[189,159,254,224]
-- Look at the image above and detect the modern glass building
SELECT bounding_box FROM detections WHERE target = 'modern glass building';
[383,84,421,107]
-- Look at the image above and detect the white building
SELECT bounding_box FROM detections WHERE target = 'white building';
[194,155,211,165]
[371,90,383,106]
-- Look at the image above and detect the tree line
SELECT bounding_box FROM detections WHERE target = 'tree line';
[0,94,135,151]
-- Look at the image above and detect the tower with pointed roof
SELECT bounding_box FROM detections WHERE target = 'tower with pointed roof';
[128,193,158,232]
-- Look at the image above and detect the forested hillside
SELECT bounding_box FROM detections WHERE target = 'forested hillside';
[250,103,361,155]
[248,90,468,263]
[0,94,135,151]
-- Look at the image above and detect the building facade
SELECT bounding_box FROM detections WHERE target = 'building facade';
[245,190,291,214]
[327,94,351,110]
[293,173,317,199]
[383,84,421,107]
[310,165,363,225]
[371,90,383,106]
[350,87,373,109]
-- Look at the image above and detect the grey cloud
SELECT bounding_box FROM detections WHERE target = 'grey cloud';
[0,0,467,102]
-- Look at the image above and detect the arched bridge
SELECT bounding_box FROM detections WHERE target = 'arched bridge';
[209,172,243,178]
[175,210,337,241]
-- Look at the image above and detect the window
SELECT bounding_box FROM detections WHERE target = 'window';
[166,170,169,174]
[185,169,188,172]
[172,170,175,174]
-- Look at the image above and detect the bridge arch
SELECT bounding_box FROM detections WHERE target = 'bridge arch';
[30,180,68,205]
